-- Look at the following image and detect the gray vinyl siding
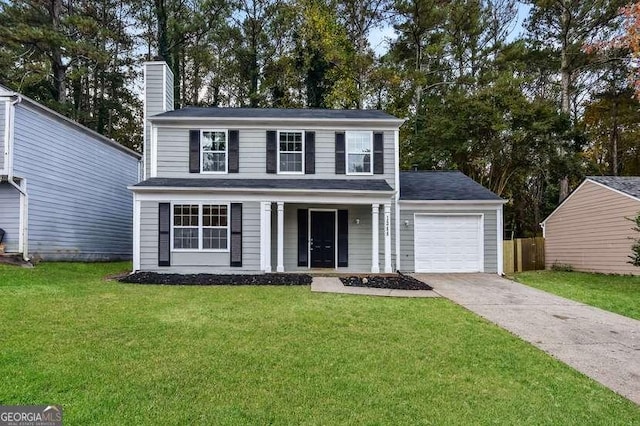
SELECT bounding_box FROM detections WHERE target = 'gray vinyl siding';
[400,208,498,273]
[270,203,395,273]
[0,100,5,171]
[12,103,139,260]
[139,200,261,273]
[155,128,397,190]
[144,63,172,179]
[0,183,19,252]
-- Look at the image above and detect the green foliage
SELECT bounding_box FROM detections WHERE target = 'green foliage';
[627,212,640,267]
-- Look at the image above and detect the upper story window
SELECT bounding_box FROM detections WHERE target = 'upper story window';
[278,131,304,174]
[202,130,227,173]
[346,131,372,175]
[172,203,229,251]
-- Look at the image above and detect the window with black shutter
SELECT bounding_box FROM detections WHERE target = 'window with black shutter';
[230,203,242,267]
[158,203,171,266]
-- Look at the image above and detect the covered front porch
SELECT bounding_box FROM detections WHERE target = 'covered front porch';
[261,201,395,274]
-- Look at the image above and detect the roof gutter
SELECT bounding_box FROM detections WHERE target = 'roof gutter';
[127,185,394,196]
[147,115,406,127]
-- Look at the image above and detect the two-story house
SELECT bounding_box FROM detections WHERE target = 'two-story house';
[131,62,505,274]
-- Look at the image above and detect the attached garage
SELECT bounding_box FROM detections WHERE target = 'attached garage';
[413,214,483,273]
[398,171,505,274]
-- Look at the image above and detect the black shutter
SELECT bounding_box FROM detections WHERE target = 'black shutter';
[158,203,171,266]
[373,132,384,174]
[335,132,345,174]
[297,209,308,267]
[189,130,200,173]
[305,131,315,174]
[230,203,242,267]
[266,130,277,173]
[228,130,239,173]
[338,209,348,267]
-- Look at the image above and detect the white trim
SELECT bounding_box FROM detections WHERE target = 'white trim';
[151,123,401,132]
[133,191,393,205]
[371,204,380,273]
[19,179,28,258]
[2,99,10,174]
[130,185,392,196]
[142,64,147,180]
[394,129,400,271]
[170,202,231,253]
[200,129,229,174]
[413,213,485,273]
[133,193,140,271]
[308,208,339,269]
[384,203,392,273]
[150,124,158,178]
[345,130,374,176]
[399,199,507,205]
[276,201,285,272]
[263,202,272,272]
[149,116,406,126]
[162,65,167,112]
[277,129,305,175]
[496,206,503,276]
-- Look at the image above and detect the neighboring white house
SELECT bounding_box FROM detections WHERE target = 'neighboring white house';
[130,61,506,274]
[0,85,141,261]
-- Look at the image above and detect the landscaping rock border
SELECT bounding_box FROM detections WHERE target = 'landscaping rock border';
[340,273,433,290]
[120,272,312,286]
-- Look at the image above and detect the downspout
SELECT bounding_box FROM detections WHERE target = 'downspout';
[6,95,29,260]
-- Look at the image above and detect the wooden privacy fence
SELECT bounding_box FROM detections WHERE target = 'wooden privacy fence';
[503,237,545,274]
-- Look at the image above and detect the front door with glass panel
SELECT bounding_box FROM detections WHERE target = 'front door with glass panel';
[310,211,336,268]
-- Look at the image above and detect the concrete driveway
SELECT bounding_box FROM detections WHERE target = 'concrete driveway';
[414,273,640,405]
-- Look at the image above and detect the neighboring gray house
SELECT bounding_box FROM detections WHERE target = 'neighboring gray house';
[131,61,505,274]
[0,85,141,261]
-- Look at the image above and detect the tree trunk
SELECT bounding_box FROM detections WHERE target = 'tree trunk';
[558,0,571,203]
[611,99,619,176]
[49,0,66,103]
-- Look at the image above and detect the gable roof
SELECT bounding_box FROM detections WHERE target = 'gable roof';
[0,84,140,159]
[541,176,640,225]
[399,171,504,202]
[150,106,402,122]
[586,176,640,200]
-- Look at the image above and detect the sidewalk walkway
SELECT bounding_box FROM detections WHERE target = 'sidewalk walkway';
[414,273,640,405]
[311,277,439,298]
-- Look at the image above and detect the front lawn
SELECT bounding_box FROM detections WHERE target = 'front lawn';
[515,270,640,320]
[0,263,638,424]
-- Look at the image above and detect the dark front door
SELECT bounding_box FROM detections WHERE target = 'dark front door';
[310,211,336,268]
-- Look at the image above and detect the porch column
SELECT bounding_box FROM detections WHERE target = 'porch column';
[371,204,380,273]
[276,201,285,272]
[262,202,272,273]
[384,203,392,273]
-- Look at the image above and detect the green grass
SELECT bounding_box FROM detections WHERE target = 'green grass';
[0,263,638,425]
[514,270,640,320]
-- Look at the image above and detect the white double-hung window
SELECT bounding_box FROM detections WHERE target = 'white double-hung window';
[278,131,304,173]
[201,130,227,173]
[346,131,372,174]
[172,204,229,251]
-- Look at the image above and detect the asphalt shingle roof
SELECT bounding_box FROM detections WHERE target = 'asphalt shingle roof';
[133,178,393,192]
[399,171,503,201]
[152,107,399,120]
[587,176,640,199]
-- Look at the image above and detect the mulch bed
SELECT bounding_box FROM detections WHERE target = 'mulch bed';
[340,273,433,290]
[119,272,312,286]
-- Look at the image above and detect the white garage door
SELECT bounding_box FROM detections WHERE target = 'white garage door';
[414,214,483,273]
